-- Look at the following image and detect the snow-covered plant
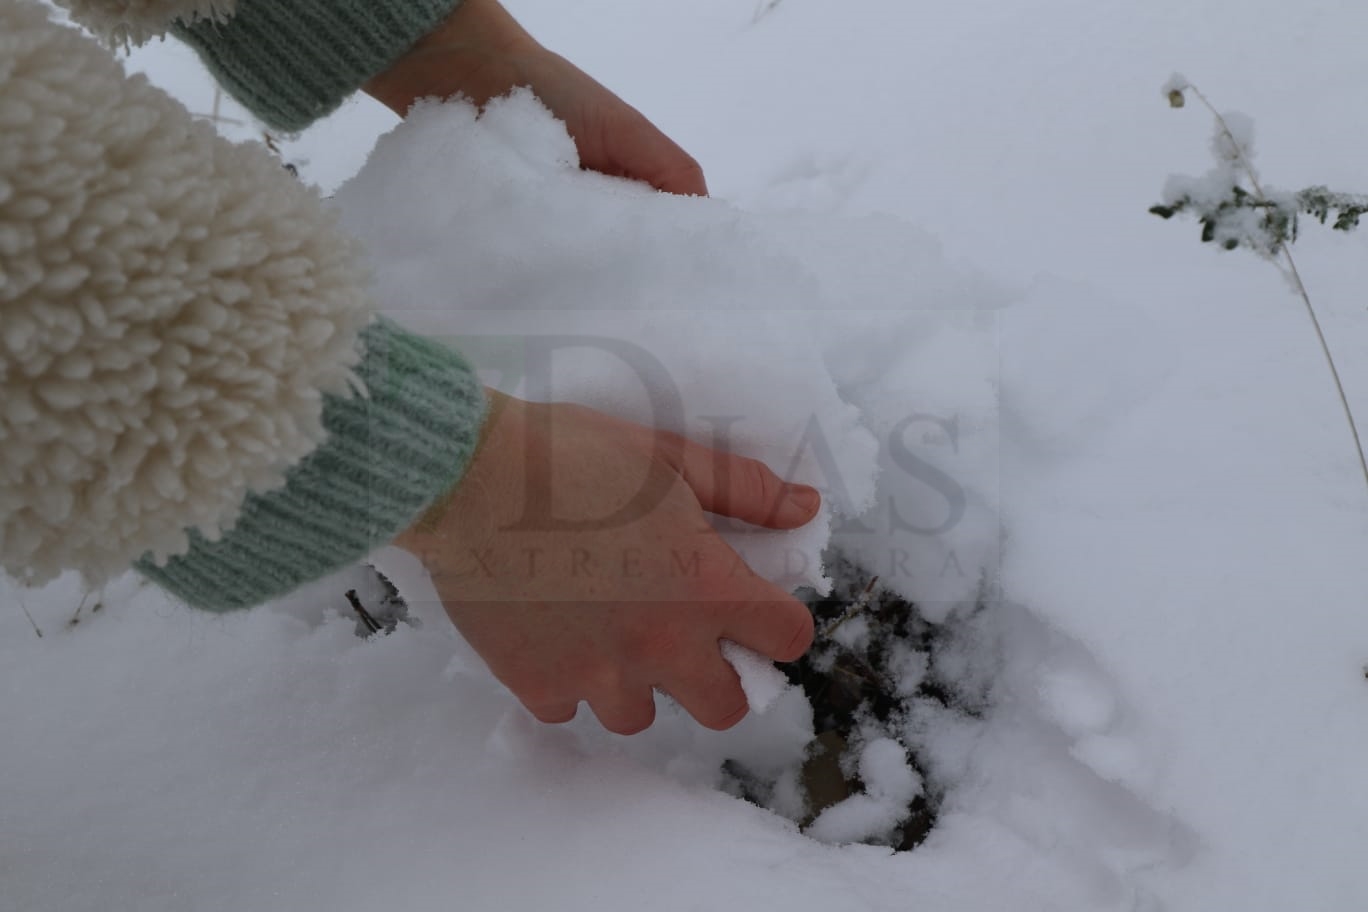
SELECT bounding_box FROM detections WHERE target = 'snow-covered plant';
[1153,75,1368,493]
[1150,184,1368,254]
[1151,77,1368,254]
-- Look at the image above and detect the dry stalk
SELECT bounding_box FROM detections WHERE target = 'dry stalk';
[1177,82,1368,495]
[20,599,43,639]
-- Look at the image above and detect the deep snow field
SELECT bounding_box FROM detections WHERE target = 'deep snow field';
[6,1,1368,910]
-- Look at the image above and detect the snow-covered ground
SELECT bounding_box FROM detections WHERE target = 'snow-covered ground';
[6,1,1368,910]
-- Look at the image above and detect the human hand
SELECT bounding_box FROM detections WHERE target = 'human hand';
[364,0,708,196]
[394,391,819,734]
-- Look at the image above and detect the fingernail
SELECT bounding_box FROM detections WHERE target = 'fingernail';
[785,485,821,519]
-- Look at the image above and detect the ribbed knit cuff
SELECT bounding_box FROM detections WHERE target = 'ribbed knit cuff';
[136,319,487,612]
[172,0,463,132]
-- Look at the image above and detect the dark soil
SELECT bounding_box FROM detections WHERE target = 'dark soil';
[750,553,992,852]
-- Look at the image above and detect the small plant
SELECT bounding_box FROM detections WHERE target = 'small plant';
[1152,75,1368,494]
[1151,185,1368,253]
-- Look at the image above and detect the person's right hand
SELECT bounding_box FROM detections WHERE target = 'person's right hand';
[394,391,819,734]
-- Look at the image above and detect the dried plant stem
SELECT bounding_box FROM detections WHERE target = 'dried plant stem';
[345,589,384,635]
[821,576,879,641]
[20,600,43,639]
[1186,83,1368,495]
[68,591,91,628]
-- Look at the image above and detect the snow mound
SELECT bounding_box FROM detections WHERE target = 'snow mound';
[333,91,1005,610]
[0,574,1179,912]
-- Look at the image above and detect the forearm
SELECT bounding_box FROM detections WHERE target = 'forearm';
[2,1,486,610]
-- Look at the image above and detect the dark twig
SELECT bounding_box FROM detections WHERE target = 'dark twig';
[820,576,879,641]
[345,590,383,636]
[20,600,42,639]
[68,591,92,628]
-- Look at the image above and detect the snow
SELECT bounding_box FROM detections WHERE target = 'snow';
[8,0,1368,909]
[1161,72,1191,100]
[1211,109,1257,167]
[330,90,998,609]
[807,738,923,846]
[828,614,871,653]
[720,640,790,714]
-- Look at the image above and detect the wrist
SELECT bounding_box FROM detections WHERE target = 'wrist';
[394,387,511,557]
[364,0,541,117]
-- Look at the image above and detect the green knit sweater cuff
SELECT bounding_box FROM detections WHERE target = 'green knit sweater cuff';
[136,319,487,612]
[172,0,463,132]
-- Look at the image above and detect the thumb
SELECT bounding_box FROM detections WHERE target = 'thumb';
[670,438,820,529]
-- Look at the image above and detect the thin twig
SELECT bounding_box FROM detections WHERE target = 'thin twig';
[20,599,42,639]
[345,589,383,635]
[1184,83,1368,496]
[821,576,879,640]
[68,591,91,628]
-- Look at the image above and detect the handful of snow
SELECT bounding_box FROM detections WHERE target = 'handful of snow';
[720,639,789,713]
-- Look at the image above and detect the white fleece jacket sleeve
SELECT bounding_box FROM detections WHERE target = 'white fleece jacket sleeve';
[53,0,237,45]
[0,0,376,587]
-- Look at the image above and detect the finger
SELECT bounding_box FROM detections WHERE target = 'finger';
[661,656,750,731]
[719,581,815,664]
[636,139,708,197]
[606,113,709,197]
[668,437,820,529]
[523,699,579,725]
[589,687,658,736]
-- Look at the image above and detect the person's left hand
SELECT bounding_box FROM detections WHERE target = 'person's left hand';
[364,0,708,196]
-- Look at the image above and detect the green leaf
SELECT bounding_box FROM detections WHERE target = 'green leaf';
[1334,211,1361,231]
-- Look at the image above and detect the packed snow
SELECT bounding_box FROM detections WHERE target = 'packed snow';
[7,0,1368,910]
[719,640,790,714]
